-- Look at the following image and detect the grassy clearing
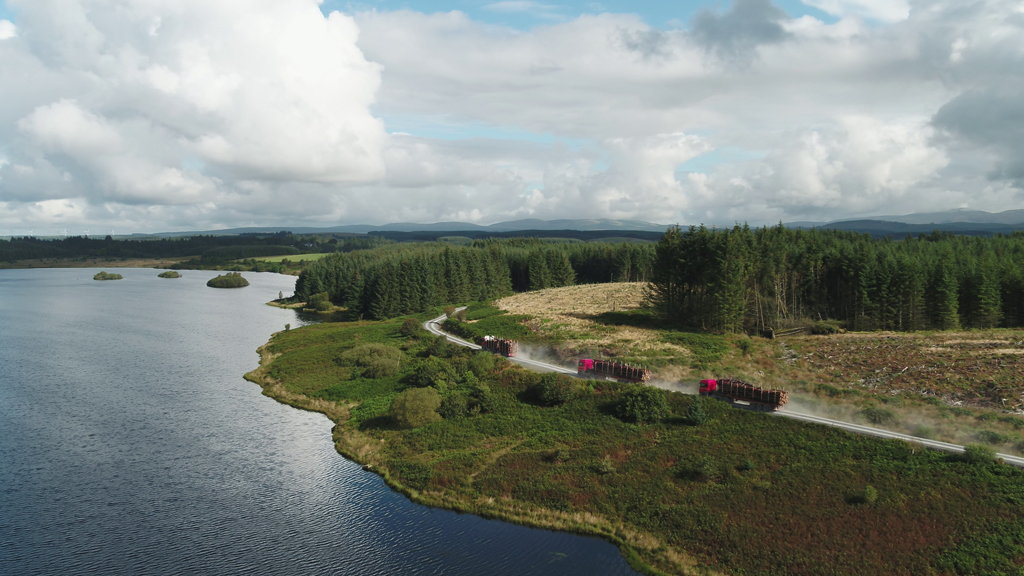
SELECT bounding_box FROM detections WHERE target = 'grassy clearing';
[249,315,1024,576]
[248,252,335,263]
[488,283,1024,454]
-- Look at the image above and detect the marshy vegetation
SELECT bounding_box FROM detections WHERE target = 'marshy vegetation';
[248,313,1024,576]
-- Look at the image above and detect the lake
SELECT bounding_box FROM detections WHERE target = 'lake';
[0,268,637,575]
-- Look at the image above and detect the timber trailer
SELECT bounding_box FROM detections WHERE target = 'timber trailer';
[699,378,789,411]
[480,335,519,357]
[578,359,652,384]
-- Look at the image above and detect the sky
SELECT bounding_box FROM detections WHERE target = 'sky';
[0,0,1022,234]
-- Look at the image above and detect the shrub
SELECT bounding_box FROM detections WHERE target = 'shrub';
[976,430,1011,445]
[739,459,757,471]
[533,373,580,406]
[399,318,422,338]
[736,338,752,356]
[93,271,123,281]
[428,334,451,357]
[207,272,249,288]
[390,387,442,428]
[468,352,497,377]
[686,398,709,426]
[438,393,469,419]
[413,357,456,389]
[308,291,332,311]
[863,485,878,504]
[860,407,896,425]
[960,444,996,464]
[471,384,498,413]
[597,455,615,475]
[810,321,841,335]
[157,270,181,278]
[342,342,401,364]
[617,386,669,424]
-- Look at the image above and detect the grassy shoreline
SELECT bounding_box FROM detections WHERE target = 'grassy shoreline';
[243,337,679,576]
[245,312,1024,576]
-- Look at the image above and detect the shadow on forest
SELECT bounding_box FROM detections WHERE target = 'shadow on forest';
[590,308,661,329]
[359,415,400,432]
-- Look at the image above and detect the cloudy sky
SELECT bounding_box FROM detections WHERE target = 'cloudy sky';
[0,0,1022,233]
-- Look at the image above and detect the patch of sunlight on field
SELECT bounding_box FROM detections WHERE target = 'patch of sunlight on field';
[251,253,334,263]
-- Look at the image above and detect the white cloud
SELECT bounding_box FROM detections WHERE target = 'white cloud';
[0,0,1022,231]
[2,0,385,227]
[0,19,16,40]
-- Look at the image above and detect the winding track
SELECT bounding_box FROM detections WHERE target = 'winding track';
[424,310,1024,467]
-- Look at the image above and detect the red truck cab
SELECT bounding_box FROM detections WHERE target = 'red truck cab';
[578,359,594,374]
[699,379,718,395]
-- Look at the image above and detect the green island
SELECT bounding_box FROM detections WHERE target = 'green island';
[157,270,181,278]
[92,271,123,281]
[207,272,249,288]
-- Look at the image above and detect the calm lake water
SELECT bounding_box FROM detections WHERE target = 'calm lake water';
[0,268,637,575]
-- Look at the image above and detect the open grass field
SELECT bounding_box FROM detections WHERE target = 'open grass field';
[486,283,1024,454]
[249,314,1024,576]
[248,252,334,263]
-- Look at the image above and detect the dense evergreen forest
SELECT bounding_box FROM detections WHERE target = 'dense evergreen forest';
[0,233,385,262]
[295,239,655,319]
[647,225,1024,333]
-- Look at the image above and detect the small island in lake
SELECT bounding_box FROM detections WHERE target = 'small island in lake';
[207,272,249,288]
[93,271,123,281]
[157,270,182,278]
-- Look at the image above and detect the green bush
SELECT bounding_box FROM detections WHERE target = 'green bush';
[863,485,878,504]
[308,291,332,311]
[439,394,469,419]
[686,397,709,426]
[207,272,249,288]
[617,386,669,424]
[400,318,422,338]
[596,455,615,475]
[428,334,451,357]
[413,357,457,389]
[468,352,497,377]
[533,373,580,406]
[390,387,442,428]
[960,444,997,464]
[976,430,1011,445]
[810,321,841,335]
[860,407,896,425]
[471,383,497,413]
[157,270,181,278]
[736,338,752,356]
[93,271,123,281]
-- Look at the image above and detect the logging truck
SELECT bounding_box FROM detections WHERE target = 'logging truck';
[577,359,652,383]
[699,378,789,411]
[480,336,519,357]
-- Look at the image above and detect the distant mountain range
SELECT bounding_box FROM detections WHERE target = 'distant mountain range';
[141,210,1024,239]
[145,218,674,237]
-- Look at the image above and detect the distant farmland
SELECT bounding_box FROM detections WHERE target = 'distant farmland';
[250,253,334,263]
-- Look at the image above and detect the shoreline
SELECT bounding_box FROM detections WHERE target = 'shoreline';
[243,339,688,576]
[0,257,187,270]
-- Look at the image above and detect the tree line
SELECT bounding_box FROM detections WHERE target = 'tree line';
[647,225,1024,333]
[0,233,386,262]
[295,239,657,319]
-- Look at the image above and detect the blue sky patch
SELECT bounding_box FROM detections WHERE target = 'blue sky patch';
[323,0,837,29]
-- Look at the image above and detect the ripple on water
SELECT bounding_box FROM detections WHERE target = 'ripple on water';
[0,268,639,576]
